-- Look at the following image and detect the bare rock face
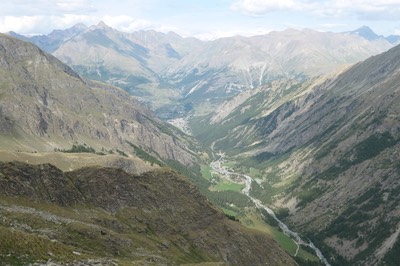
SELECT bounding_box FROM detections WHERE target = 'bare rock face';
[0,34,197,166]
[0,108,14,134]
[0,161,295,265]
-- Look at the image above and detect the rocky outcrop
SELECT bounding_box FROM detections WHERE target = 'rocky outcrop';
[0,161,295,265]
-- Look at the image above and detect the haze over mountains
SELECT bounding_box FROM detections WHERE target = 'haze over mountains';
[344,25,400,43]
[9,23,396,118]
[2,21,400,266]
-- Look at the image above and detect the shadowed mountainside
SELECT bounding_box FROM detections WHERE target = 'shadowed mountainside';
[0,161,295,265]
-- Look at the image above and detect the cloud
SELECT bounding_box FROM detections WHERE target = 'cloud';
[101,15,180,33]
[0,0,96,16]
[0,13,176,36]
[231,0,400,20]
[316,0,400,20]
[102,15,156,32]
[53,0,96,13]
[0,14,97,35]
[194,27,274,41]
[0,1,176,35]
[231,0,314,15]
[0,16,49,34]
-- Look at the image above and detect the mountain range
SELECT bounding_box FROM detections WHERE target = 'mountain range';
[3,22,400,266]
[9,23,396,119]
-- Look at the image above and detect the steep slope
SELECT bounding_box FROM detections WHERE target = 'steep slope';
[195,42,400,265]
[0,161,295,265]
[0,34,197,166]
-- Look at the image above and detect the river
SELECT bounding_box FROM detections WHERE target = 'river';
[210,157,331,266]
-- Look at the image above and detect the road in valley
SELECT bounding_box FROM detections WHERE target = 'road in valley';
[210,156,331,266]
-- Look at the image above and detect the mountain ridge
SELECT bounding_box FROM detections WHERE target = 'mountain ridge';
[8,23,394,117]
[0,33,197,166]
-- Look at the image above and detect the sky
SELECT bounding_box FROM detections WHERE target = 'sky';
[1,0,400,40]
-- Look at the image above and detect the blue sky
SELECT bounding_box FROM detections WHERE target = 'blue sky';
[1,0,400,39]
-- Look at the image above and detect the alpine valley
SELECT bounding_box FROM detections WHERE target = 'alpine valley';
[1,22,400,266]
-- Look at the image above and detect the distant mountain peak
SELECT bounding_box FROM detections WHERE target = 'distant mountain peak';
[359,25,372,30]
[355,25,376,35]
[96,21,111,30]
[386,34,400,44]
[71,23,88,31]
[345,25,383,41]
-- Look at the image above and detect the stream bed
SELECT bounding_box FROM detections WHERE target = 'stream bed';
[210,158,331,266]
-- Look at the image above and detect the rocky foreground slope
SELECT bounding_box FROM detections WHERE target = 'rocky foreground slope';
[0,161,295,265]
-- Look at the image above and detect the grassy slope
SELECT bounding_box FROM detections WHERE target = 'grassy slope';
[0,162,297,266]
[0,150,157,174]
[200,162,319,264]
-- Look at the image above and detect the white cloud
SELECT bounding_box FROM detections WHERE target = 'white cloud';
[231,0,300,15]
[0,13,177,36]
[0,16,46,34]
[194,27,274,41]
[0,0,96,17]
[101,15,179,33]
[318,0,400,20]
[231,0,400,20]
[53,0,95,13]
[0,14,99,35]
[54,14,97,27]
[229,0,326,16]
[102,15,155,32]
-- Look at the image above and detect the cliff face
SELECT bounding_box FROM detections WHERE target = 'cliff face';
[0,161,295,265]
[0,34,197,165]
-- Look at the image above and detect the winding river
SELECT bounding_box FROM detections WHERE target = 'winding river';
[210,158,331,266]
